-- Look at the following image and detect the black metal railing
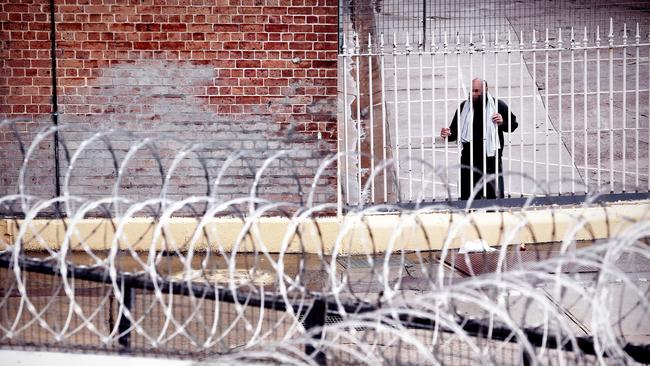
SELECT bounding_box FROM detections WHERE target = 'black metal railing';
[340,0,650,50]
[2,250,650,364]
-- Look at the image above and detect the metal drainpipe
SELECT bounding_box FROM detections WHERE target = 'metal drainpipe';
[49,0,62,206]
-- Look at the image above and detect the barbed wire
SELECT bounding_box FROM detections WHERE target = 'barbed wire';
[0,120,649,365]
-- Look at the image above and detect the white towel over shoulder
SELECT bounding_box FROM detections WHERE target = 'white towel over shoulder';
[458,94,500,157]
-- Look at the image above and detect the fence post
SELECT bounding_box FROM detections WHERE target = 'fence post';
[521,347,533,366]
[303,299,327,365]
[117,285,135,350]
[422,0,427,46]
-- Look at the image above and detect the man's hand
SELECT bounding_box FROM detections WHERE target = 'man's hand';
[492,113,503,125]
[440,127,451,138]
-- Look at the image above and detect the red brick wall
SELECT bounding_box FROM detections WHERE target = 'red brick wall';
[0,0,52,117]
[0,0,338,208]
[0,0,55,199]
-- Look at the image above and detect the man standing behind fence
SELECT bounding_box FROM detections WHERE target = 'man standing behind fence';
[440,78,518,200]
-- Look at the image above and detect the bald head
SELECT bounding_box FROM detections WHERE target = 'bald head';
[471,78,488,102]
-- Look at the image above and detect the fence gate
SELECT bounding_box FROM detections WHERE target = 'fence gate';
[338,0,650,208]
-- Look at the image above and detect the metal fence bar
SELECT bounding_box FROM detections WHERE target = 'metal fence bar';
[584,27,589,193]
[481,33,487,197]
[443,32,450,196]
[596,27,602,189]
[635,25,640,189]
[421,0,426,46]
[456,33,462,198]
[380,34,388,202]
[571,28,576,194]
[622,25,627,192]
[393,34,400,200]
[507,31,513,197]
[430,34,436,199]
[469,33,475,199]
[519,32,525,197]
[544,29,550,189]
[117,283,134,349]
[303,299,327,365]
[406,34,413,201]
[608,20,615,193]
[494,31,500,197]
[368,35,376,203]
[557,29,563,194]
[532,30,538,195]
[355,36,362,203]
[342,36,350,205]
[418,33,425,200]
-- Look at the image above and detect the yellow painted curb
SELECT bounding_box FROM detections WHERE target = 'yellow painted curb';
[1,202,648,254]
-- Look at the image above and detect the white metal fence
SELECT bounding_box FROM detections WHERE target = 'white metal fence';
[338,20,650,206]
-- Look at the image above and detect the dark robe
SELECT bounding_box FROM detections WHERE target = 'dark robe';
[447,98,518,200]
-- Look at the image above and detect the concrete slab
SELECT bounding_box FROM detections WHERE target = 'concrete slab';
[4,202,649,254]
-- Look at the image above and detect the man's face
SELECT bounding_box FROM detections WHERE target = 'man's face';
[471,80,486,102]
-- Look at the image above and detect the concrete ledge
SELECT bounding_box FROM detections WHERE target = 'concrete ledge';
[0,349,197,366]
[1,201,648,254]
